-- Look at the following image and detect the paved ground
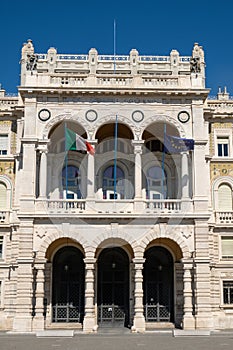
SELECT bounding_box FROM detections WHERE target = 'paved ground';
[1,330,233,350]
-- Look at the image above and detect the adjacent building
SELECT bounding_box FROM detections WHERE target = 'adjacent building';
[0,40,232,333]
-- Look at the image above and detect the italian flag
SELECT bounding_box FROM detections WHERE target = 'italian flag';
[65,127,95,155]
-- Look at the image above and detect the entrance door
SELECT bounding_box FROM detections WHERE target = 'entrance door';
[52,246,85,323]
[143,246,174,322]
[98,248,129,327]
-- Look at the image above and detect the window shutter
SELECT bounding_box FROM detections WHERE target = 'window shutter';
[0,135,8,151]
[0,183,7,209]
[222,237,233,258]
[218,184,232,211]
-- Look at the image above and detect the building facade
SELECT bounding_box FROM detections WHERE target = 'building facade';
[0,40,233,333]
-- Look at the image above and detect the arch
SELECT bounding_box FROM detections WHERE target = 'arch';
[43,113,89,140]
[93,114,135,139]
[37,228,91,260]
[139,226,190,260]
[212,176,233,211]
[141,115,186,139]
[0,175,12,209]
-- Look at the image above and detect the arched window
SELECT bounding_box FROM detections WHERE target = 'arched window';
[102,165,125,199]
[0,182,7,209]
[218,184,232,211]
[62,165,81,199]
[146,166,167,199]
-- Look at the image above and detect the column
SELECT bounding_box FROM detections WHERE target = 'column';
[182,260,195,329]
[83,258,97,333]
[32,263,46,331]
[132,258,145,333]
[181,152,192,212]
[39,150,47,198]
[86,147,95,198]
[181,152,189,198]
[132,141,144,211]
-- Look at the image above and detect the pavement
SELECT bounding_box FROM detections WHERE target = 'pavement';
[0,330,233,350]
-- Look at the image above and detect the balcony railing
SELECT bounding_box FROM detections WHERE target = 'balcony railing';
[215,211,233,224]
[33,198,187,215]
[0,211,9,224]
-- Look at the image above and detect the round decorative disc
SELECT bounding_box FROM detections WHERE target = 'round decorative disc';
[132,110,144,122]
[178,111,190,123]
[85,110,98,122]
[38,109,51,121]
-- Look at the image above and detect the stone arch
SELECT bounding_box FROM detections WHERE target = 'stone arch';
[93,114,136,139]
[0,175,13,208]
[138,226,190,260]
[212,175,233,211]
[37,228,92,260]
[92,225,136,258]
[42,113,90,139]
[141,114,186,138]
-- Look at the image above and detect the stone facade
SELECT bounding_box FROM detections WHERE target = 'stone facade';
[0,40,232,333]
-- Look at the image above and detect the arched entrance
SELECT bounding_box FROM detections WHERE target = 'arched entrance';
[97,247,129,327]
[52,246,85,323]
[143,246,174,322]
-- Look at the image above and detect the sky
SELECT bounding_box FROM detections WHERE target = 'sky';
[0,0,233,96]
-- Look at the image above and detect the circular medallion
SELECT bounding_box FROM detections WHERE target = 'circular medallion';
[132,110,144,122]
[85,110,98,122]
[178,111,190,123]
[38,109,51,122]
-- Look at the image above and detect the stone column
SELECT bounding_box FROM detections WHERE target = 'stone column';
[39,150,47,198]
[182,260,195,329]
[132,258,145,333]
[181,152,189,198]
[83,258,97,333]
[32,263,46,331]
[132,141,144,211]
[181,151,192,212]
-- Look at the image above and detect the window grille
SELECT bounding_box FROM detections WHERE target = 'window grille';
[223,281,233,304]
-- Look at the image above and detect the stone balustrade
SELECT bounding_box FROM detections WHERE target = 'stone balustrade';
[215,211,233,224]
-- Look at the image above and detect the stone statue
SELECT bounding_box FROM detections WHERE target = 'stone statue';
[190,57,201,73]
[26,54,38,71]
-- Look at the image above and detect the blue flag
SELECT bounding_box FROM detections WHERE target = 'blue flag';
[164,135,194,153]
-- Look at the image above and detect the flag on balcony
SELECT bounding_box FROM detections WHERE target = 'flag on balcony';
[164,134,194,153]
[65,127,95,155]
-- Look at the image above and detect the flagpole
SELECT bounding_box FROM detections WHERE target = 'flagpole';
[65,122,68,199]
[162,123,166,199]
[114,19,116,73]
[113,115,118,199]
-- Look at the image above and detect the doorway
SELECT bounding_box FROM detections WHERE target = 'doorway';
[97,247,129,327]
[143,246,174,322]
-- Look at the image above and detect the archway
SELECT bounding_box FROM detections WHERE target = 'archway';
[97,247,129,327]
[143,246,174,322]
[52,246,85,323]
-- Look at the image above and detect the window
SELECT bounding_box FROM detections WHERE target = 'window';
[0,182,7,209]
[223,281,233,304]
[0,236,3,259]
[102,165,125,199]
[0,135,8,155]
[217,137,229,157]
[218,184,232,211]
[146,166,167,199]
[221,236,233,259]
[62,165,81,199]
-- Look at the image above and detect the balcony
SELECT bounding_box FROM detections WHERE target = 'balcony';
[32,198,194,218]
[0,211,9,224]
[215,211,233,225]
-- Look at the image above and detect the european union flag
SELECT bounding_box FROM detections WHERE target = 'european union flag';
[164,135,194,153]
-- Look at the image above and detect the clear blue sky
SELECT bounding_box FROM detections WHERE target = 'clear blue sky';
[1,0,233,96]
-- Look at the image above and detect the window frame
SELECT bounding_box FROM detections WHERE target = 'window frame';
[214,129,232,158]
[222,280,233,306]
[220,236,233,260]
[0,134,9,155]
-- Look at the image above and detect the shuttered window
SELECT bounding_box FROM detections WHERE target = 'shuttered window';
[221,237,233,258]
[0,183,7,209]
[218,184,232,211]
[0,135,8,155]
